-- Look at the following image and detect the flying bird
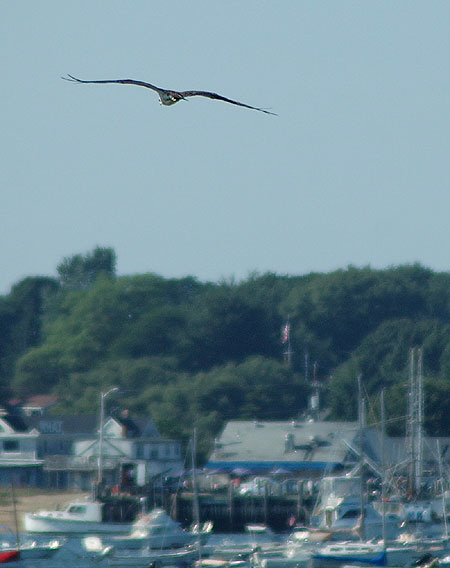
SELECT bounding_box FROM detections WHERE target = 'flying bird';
[62,74,276,115]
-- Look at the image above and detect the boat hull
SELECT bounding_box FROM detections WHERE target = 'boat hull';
[0,550,19,563]
[107,547,198,567]
[312,550,386,568]
[110,532,198,550]
[23,512,133,534]
[312,543,418,568]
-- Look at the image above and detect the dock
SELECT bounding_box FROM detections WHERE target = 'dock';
[172,493,312,532]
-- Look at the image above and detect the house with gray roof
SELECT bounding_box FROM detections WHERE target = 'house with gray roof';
[0,414,43,486]
[5,395,59,416]
[0,409,183,490]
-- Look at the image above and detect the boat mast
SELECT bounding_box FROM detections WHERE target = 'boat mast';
[416,348,424,490]
[437,439,448,539]
[191,428,200,526]
[191,428,202,562]
[358,375,365,541]
[381,389,386,547]
[10,481,20,553]
[407,348,416,496]
[407,348,424,497]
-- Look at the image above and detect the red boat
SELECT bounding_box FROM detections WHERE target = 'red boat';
[0,550,19,563]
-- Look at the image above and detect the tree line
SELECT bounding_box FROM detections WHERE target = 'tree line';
[1,247,450,461]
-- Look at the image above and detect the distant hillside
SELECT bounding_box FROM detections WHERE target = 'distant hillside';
[1,248,449,461]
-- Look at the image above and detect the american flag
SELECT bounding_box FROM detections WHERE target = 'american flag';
[281,321,290,344]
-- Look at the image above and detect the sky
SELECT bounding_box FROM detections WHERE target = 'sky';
[2,2,449,295]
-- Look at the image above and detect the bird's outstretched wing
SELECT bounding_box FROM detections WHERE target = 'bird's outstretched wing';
[62,74,276,115]
[62,74,164,93]
[180,89,277,115]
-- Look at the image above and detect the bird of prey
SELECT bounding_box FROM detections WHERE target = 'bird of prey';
[62,74,276,115]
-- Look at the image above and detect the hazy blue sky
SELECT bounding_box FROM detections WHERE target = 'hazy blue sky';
[2,2,449,294]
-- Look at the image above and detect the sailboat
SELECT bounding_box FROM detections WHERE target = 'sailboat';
[312,383,417,568]
[0,538,62,562]
[0,483,63,563]
[97,430,211,566]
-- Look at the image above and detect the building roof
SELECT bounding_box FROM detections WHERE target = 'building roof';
[0,415,30,433]
[206,419,450,479]
[21,414,161,438]
[6,394,59,415]
[206,420,362,473]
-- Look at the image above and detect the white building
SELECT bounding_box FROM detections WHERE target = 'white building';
[0,415,43,486]
[0,409,183,490]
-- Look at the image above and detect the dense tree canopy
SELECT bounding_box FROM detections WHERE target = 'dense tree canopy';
[1,250,450,461]
[57,247,117,290]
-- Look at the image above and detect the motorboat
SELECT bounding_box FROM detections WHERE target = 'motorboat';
[23,498,134,534]
[312,541,386,568]
[311,538,443,568]
[0,538,63,561]
[195,558,254,568]
[310,476,400,541]
[108,508,212,550]
[311,540,418,568]
[108,546,200,567]
[82,536,200,567]
[201,530,286,565]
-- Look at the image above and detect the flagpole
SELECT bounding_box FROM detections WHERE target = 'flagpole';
[282,316,293,366]
[287,327,292,365]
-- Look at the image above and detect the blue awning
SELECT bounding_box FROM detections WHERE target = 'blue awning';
[205,460,342,473]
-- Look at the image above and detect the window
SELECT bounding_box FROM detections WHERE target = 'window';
[68,505,87,515]
[341,509,360,519]
[3,440,19,453]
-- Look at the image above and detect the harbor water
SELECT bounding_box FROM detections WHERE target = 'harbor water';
[10,530,287,568]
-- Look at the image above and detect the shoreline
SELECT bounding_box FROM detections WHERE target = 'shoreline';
[0,489,87,531]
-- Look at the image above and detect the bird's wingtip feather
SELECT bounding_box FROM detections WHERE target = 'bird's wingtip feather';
[61,74,79,82]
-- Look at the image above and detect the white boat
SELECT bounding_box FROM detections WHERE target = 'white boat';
[196,558,253,568]
[310,476,400,541]
[0,538,63,560]
[23,499,134,534]
[202,531,286,565]
[0,519,64,561]
[83,535,202,566]
[250,540,313,568]
[311,541,416,568]
[108,508,212,550]
[258,554,311,568]
[108,546,200,567]
[312,542,385,568]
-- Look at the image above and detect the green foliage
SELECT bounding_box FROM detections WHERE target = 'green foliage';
[423,377,450,435]
[327,317,450,425]
[283,264,434,373]
[57,246,116,289]
[2,251,450,461]
[0,277,59,395]
[180,283,279,371]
